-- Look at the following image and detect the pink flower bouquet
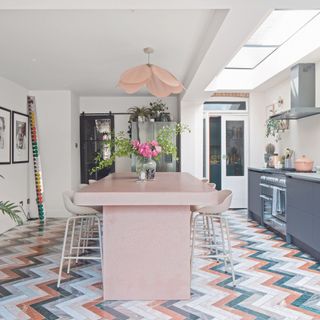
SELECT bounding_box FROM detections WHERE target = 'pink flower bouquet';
[131,140,161,159]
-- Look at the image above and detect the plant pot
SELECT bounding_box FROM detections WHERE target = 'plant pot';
[138,116,146,122]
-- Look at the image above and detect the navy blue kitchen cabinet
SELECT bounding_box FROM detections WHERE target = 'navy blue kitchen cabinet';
[287,176,320,260]
[248,169,262,223]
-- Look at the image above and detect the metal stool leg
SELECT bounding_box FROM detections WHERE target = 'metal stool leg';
[67,218,76,273]
[57,217,72,288]
[76,217,84,263]
[222,216,236,286]
[218,216,228,273]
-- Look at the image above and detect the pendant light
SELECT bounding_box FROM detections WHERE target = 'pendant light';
[118,47,184,97]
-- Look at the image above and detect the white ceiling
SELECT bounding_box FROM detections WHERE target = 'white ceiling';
[0,9,214,96]
[1,1,319,100]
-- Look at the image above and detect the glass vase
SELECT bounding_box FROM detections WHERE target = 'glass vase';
[136,157,156,181]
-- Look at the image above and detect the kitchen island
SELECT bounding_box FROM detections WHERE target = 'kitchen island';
[74,172,217,300]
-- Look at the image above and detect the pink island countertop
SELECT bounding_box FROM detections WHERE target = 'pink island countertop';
[74,172,217,206]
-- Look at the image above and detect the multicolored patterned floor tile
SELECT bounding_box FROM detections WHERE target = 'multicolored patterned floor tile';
[0,211,320,319]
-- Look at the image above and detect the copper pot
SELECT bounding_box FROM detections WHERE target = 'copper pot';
[295,155,314,172]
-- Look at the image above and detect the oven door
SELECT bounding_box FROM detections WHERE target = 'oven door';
[260,194,273,223]
[272,186,286,222]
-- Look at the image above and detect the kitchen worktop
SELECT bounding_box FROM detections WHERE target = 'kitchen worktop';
[286,172,320,182]
[248,167,296,174]
[249,167,320,182]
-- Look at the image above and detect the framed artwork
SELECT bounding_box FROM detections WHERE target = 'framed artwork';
[12,111,29,163]
[0,106,11,164]
[265,103,276,119]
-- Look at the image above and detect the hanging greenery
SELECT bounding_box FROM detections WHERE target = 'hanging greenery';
[265,119,288,142]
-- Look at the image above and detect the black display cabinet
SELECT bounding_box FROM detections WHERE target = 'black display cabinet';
[80,113,115,183]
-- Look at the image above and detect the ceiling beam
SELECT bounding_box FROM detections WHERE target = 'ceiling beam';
[181,3,273,102]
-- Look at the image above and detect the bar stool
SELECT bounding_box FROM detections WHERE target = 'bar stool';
[191,189,236,287]
[57,191,103,287]
[190,182,216,239]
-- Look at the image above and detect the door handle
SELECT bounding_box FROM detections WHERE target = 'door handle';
[260,195,272,201]
[259,183,271,188]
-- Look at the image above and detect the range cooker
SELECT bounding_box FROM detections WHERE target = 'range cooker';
[260,173,287,236]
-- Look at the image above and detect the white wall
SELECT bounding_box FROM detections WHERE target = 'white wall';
[252,61,320,167]
[0,77,28,233]
[248,92,269,168]
[180,100,203,178]
[70,92,80,190]
[29,90,80,218]
[80,96,178,172]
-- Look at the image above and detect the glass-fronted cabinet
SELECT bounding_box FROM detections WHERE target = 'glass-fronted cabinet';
[80,113,115,183]
[131,121,177,172]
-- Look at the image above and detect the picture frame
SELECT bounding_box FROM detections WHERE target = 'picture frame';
[0,106,11,164]
[12,111,29,163]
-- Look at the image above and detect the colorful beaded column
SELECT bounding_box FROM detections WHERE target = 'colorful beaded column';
[27,96,46,222]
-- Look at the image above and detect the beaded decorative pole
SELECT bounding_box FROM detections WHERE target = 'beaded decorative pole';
[27,96,46,222]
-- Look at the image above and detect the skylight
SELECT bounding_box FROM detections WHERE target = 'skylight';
[226,10,320,70]
[247,10,320,46]
[226,46,276,69]
[206,9,320,92]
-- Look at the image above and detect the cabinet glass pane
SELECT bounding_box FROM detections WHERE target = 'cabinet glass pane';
[226,120,244,176]
[131,122,177,172]
[83,118,112,141]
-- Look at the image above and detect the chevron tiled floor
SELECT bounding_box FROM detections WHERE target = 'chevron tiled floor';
[1,210,320,320]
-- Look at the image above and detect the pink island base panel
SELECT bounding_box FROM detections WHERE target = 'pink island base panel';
[103,205,191,300]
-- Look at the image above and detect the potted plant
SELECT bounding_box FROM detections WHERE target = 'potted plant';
[0,175,22,224]
[128,106,151,122]
[148,99,169,121]
[264,143,275,166]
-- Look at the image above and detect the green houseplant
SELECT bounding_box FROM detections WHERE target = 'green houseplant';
[148,99,168,121]
[0,175,22,224]
[128,106,151,122]
[91,123,190,174]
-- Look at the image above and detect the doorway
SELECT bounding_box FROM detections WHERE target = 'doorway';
[207,114,248,208]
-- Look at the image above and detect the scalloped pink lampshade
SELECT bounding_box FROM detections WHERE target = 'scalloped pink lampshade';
[118,48,185,97]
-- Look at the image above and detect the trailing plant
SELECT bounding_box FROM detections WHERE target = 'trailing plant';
[156,123,190,159]
[90,123,190,173]
[0,175,22,225]
[265,119,286,142]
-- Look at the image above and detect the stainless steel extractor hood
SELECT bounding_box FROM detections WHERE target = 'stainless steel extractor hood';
[270,63,320,120]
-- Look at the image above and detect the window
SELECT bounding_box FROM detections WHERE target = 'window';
[204,101,246,111]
